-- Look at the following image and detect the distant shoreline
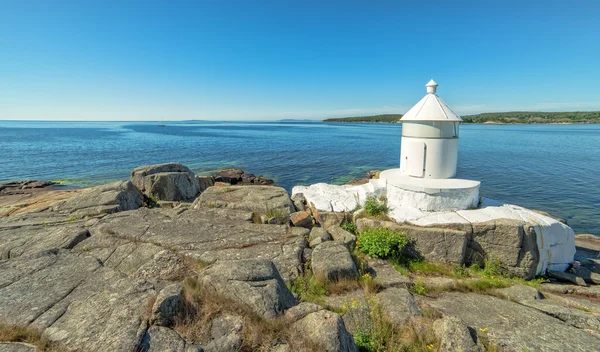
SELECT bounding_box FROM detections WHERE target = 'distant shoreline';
[323,111,600,124]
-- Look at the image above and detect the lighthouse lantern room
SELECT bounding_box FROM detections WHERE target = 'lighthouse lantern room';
[399,80,462,179]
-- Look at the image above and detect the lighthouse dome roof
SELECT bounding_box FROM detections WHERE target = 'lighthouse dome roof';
[401,80,462,122]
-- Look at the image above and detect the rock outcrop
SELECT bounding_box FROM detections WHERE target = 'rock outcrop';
[194,185,294,222]
[427,292,600,351]
[312,242,358,281]
[199,259,297,319]
[131,162,201,201]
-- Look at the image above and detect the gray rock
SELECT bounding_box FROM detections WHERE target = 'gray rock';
[212,168,244,184]
[328,225,356,250]
[86,207,303,281]
[366,257,411,289]
[374,288,421,325]
[194,186,293,222]
[131,163,200,202]
[291,193,307,212]
[143,326,193,352]
[427,292,600,351]
[0,343,38,352]
[57,180,143,217]
[151,284,184,327]
[197,176,215,192]
[285,302,323,321]
[548,270,588,286]
[355,218,467,264]
[495,285,600,331]
[571,265,600,285]
[309,227,331,243]
[199,259,297,319]
[0,251,157,352]
[290,211,313,228]
[311,242,358,281]
[202,314,243,352]
[433,316,482,352]
[469,219,539,279]
[315,212,350,231]
[292,310,358,352]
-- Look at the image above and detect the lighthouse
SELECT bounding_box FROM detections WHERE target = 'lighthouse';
[376,79,480,211]
[399,80,462,179]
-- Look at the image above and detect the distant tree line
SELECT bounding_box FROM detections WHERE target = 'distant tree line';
[460,111,600,124]
[323,111,600,124]
[323,114,403,123]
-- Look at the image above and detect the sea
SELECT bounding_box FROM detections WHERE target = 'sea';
[1,120,598,236]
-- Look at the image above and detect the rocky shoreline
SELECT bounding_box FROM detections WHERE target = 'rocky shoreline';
[1,163,599,352]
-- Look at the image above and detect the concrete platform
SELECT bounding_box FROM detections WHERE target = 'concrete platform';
[380,169,480,194]
[380,169,480,211]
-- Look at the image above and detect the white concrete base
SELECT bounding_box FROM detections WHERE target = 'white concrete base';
[380,169,480,211]
[291,170,576,275]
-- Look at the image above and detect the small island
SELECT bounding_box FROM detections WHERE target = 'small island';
[323,111,600,124]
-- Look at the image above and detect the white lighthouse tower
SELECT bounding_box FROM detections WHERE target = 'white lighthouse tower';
[377,79,480,211]
[399,80,462,179]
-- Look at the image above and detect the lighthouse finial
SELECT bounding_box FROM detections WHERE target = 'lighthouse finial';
[426,79,438,94]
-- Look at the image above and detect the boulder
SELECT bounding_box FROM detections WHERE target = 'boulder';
[366,257,411,289]
[311,242,358,281]
[308,227,331,248]
[433,316,482,352]
[427,292,600,351]
[142,326,201,352]
[571,265,600,285]
[469,219,539,279]
[131,163,200,202]
[374,288,421,325]
[355,218,467,264]
[291,193,307,212]
[194,186,293,221]
[151,284,184,327]
[548,270,587,286]
[199,259,297,319]
[212,168,244,184]
[328,225,356,250]
[197,176,215,192]
[291,310,358,352]
[254,176,274,185]
[290,211,313,228]
[285,302,323,321]
[201,314,244,352]
[315,211,350,231]
[241,173,256,183]
[57,180,143,217]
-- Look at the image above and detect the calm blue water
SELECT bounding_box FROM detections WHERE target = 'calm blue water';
[1,120,598,235]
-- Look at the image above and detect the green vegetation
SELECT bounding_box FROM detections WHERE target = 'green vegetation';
[323,114,402,123]
[392,258,549,296]
[265,206,287,221]
[357,227,409,259]
[340,218,357,234]
[287,270,329,304]
[323,111,600,124]
[461,111,600,124]
[363,195,389,217]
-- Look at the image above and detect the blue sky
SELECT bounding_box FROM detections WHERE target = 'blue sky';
[1,1,599,121]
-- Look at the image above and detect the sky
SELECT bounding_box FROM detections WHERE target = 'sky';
[1,0,599,121]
